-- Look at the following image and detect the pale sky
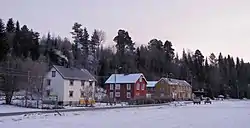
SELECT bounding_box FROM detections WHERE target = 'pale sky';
[1,0,250,61]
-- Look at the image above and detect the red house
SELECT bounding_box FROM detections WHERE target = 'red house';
[105,73,148,101]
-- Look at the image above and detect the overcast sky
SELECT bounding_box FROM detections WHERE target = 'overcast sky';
[1,0,250,61]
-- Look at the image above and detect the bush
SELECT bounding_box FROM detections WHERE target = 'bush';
[127,96,172,105]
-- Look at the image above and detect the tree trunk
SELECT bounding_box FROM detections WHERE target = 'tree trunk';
[25,89,28,107]
[5,91,13,104]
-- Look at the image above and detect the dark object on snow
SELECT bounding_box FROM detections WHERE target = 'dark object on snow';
[193,97,201,104]
[204,98,212,104]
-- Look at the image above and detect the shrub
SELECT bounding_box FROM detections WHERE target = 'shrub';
[127,96,172,105]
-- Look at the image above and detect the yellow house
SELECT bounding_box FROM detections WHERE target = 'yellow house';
[154,78,192,100]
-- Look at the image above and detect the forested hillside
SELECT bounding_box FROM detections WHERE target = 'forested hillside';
[1,18,250,101]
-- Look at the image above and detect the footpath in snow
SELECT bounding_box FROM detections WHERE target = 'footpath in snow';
[0,100,250,128]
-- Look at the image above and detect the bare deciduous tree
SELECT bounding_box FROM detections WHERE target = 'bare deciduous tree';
[0,56,28,104]
[96,30,106,45]
[20,57,48,107]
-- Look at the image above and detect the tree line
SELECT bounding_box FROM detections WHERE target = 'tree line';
[0,18,250,105]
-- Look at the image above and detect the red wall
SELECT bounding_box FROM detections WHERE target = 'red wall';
[105,75,147,101]
[133,76,147,98]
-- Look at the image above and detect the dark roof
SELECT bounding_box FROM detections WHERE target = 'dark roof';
[53,65,97,81]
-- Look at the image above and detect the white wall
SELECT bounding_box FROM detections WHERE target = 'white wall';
[44,67,64,101]
[63,80,96,102]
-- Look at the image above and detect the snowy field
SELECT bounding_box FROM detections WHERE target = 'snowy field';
[0,105,40,114]
[0,100,250,128]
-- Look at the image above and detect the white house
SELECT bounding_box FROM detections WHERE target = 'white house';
[44,65,97,106]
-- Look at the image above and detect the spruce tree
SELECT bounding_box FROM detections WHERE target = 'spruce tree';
[20,25,30,58]
[13,21,21,57]
[71,22,83,68]
[30,31,40,60]
[6,18,15,33]
[0,19,9,61]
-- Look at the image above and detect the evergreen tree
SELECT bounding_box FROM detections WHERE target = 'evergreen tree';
[30,31,40,60]
[13,21,21,57]
[6,18,15,33]
[193,49,205,89]
[20,25,31,58]
[71,22,83,68]
[209,53,217,67]
[0,19,9,61]
[89,29,100,74]
[82,27,90,69]
[90,30,99,55]
[113,29,135,73]
[164,40,175,62]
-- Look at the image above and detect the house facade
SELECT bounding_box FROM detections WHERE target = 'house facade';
[146,81,158,98]
[44,65,97,106]
[154,78,192,100]
[105,73,147,101]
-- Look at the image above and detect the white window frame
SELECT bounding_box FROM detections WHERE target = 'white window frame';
[115,84,120,90]
[127,84,131,90]
[90,81,93,86]
[109,92,113,98]
[141,84,145,90]
[80,91,84,98]
[115,92,120,97]
[81,80,85,86]
[69,91,74,97]
[46,90,50,96]
[110,84,114,90]
[127,92,131,98]
[69,80,74,86]
[47,79,51,85]
[136,83,140,90]
[139,77,142,82]
[52,71,56,77]
[161,93,164,97]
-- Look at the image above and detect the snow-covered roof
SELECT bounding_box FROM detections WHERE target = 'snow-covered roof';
[147,81,158,88]
[105,73,146,84]
[53,65,97,81]
[161,78,191,86]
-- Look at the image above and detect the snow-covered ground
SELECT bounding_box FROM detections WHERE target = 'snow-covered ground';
[0,105,40,114]
[0,100,250,128]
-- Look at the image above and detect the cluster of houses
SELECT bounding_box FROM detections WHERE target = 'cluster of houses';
[105,73,192,102]
[44,65,192,106]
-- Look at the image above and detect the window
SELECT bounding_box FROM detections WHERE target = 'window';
[109,92,113,98]
[161,93,164,97]
[52,71,56,77]
[139,77,142,82]
[70,80,74,86]
[161,80,164,84]
[81,80,85,86]
[136,93,140,96]
[127,84,131,90]
[69,91,73,97]
[47,79,51,85]
[46,90,50,96]
[90,81,93,86]
[160,88,165,92]
[115,92,120,97]
[115,84,120,90]
[110,84,114,90]
[141,84,145,90]
[127,92,131,98]
[136,83,140,90]
[80,91,84,98]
